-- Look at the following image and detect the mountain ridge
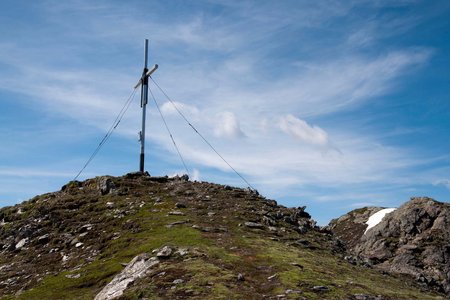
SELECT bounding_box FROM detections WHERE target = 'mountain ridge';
[0,173,446,299]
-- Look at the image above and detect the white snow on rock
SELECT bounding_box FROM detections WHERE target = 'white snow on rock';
[364,208,396,234]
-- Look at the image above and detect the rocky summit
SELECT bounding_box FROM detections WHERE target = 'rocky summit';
[0,173,447,299]
[329,197,450,297]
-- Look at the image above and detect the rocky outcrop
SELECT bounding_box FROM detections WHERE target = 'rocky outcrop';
[332,197,450,295]
[95,254,159,300]
[328,206,384,248]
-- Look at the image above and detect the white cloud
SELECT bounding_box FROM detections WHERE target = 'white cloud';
[279,114,329,148]
[0,0,445,216]
[434,179,450,189]
[160,101,199,118]
[214,111,245,139]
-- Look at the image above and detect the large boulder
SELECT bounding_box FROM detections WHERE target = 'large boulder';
[94,254,159,300]
[331,197,450,295]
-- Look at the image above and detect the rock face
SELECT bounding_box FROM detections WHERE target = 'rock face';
[95,254,159,300]
[331,197,450,295]
[328,206,384,248]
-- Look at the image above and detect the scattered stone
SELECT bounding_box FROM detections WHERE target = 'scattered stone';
[65,274,81,279]
[176,248,189,256]
[168,211,185,216]
[175,202,187,208]
[352,294,385,300]
[285,289,302,294]
[295,226,308,234]
[165,220,189,228]
[172,279,184,285]
[106,202,115,209]
[193,226,228,233]
[156,246,173,258]
[262,216,277,226]
[148,176,168,183]
[207,212,216,217]
[75,242,84,248]
[15,238,28,250]
[237,273,245,281]
[37,234,50,244]
[79,224,93,233]
[156,271,166,277]
[268,274,278,280]
[244,222,264,229]
[312,285,330,292]
[290,262,304,269]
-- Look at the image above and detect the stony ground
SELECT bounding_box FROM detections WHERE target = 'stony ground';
[0,173,446,299]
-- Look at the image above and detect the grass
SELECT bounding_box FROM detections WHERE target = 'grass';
[1,175,447,299]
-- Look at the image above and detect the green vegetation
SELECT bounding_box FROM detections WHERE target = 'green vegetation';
[0,175,446,299]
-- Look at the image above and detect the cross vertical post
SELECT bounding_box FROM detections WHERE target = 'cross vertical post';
[136,39,158,173]
[139,39,149,173]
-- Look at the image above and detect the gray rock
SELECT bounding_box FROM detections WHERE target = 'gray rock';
[98,177,115,195]
[168,211,185,216]
[176,248,189,256]
[244,222,264,229]
[262,216,277,226]
[156,246,173,258]
[335,197,450,296]
[37,234,50,244]
[94,254,159,300]
[352,294,385,300]
[175,202,187,208]
[312,285,330,292]
[237,273,245,281]
[267,274,278,280]
[15,238,28,250]
[165,220,189,228]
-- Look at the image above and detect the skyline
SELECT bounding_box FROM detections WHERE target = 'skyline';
[1,1,450,224]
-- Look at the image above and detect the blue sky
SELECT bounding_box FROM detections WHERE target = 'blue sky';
[0,0,449,224]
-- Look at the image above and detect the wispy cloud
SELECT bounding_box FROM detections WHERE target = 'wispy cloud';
[213,111,245,139]
[434,179,450,190]
[279,114,330,148]
[0,0,447,222]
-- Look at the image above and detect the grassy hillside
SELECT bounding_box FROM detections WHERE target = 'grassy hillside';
[0,174,445,299]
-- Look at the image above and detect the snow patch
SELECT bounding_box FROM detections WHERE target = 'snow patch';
[364,208,396,234]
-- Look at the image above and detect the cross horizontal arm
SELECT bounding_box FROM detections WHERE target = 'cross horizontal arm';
[134,64,159,89]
